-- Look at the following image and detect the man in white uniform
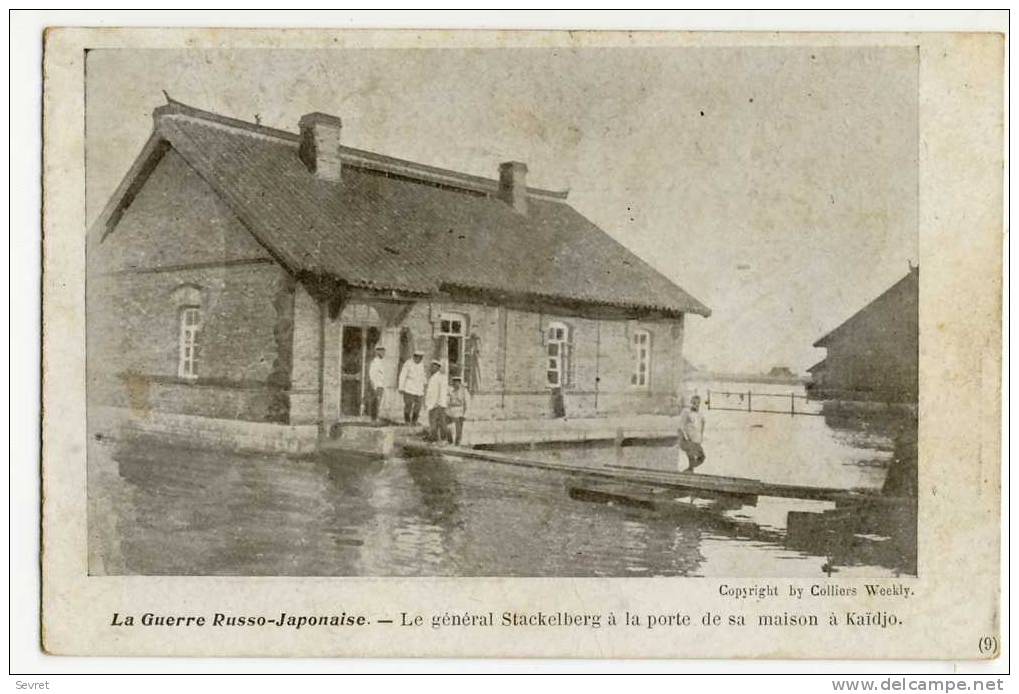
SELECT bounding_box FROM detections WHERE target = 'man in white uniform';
[367,345,387,422]
[678,395,706,473]
[397,349,427,424]
[423,359,450,442]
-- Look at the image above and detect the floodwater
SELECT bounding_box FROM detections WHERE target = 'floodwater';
[89,400,917,577]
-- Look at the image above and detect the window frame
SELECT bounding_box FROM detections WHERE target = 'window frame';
[177,305,203,380]
[545,321,571,388]
[437,311,468,384]
[631,328,652,389]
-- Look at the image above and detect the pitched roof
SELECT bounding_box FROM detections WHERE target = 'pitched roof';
[97,100,710,317]
[813,267,918,348]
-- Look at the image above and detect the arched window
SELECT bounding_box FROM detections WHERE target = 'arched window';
[631,329,651,388]
[546,321,571,388]
[178,306,203,379]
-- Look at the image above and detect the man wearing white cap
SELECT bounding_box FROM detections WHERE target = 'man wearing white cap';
[398,349,427,424]
[423,359,450,442]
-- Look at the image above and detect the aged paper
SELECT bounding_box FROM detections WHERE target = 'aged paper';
[41,28,1002,658]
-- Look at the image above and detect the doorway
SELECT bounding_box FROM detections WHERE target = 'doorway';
[340,324,380,417]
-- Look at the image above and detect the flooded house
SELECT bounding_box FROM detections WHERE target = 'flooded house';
[807,266,919,404]
[88,100,710,449]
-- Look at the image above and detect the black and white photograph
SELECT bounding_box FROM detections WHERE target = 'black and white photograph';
[28,18,1003,664]
[85,45,919,578]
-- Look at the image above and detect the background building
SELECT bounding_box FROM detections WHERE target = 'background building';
[808,266,918,404]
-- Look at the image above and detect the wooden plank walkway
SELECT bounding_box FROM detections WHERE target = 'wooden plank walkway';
[397,440,907,507]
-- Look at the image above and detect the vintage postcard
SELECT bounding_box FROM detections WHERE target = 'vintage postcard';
[40,28,1003,658]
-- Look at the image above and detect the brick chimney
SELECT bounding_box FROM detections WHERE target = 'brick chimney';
[299,112,344,182]
[498,161,528,214]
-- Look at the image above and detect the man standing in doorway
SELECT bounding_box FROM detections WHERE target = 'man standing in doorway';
[398,349,427,424]
[424,359,450,443]
[678,395,706,473]
[367,345,387,422]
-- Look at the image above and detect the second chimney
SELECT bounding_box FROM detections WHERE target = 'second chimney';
[498,161,528,214]
[299,112,344,182]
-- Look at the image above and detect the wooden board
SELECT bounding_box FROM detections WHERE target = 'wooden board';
[398,440,909,507]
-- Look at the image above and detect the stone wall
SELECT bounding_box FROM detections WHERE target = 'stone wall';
[91,406,318,455]
[289,283,325,425]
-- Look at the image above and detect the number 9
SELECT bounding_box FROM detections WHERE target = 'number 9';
[978,636,999,656]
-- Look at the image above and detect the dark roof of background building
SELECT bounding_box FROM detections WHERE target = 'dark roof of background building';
[813,266,918,348]
[96,100,711,317]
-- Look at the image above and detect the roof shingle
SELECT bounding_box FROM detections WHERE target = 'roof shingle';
[109,103,711,317]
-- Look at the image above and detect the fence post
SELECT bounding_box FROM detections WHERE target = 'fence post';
[747,391,752,412]
[791,392,795,416]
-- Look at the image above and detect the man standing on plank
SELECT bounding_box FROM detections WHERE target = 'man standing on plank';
[678,395,706,473]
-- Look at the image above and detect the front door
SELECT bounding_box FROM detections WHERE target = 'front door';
[340,324,380,417]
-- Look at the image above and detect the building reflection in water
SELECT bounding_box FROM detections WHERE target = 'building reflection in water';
[90,433,914,577]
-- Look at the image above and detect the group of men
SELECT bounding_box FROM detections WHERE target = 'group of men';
[367,346,471,445]
[370,344,708,467]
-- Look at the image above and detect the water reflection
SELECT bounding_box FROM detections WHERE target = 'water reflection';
[88,404,915,577]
